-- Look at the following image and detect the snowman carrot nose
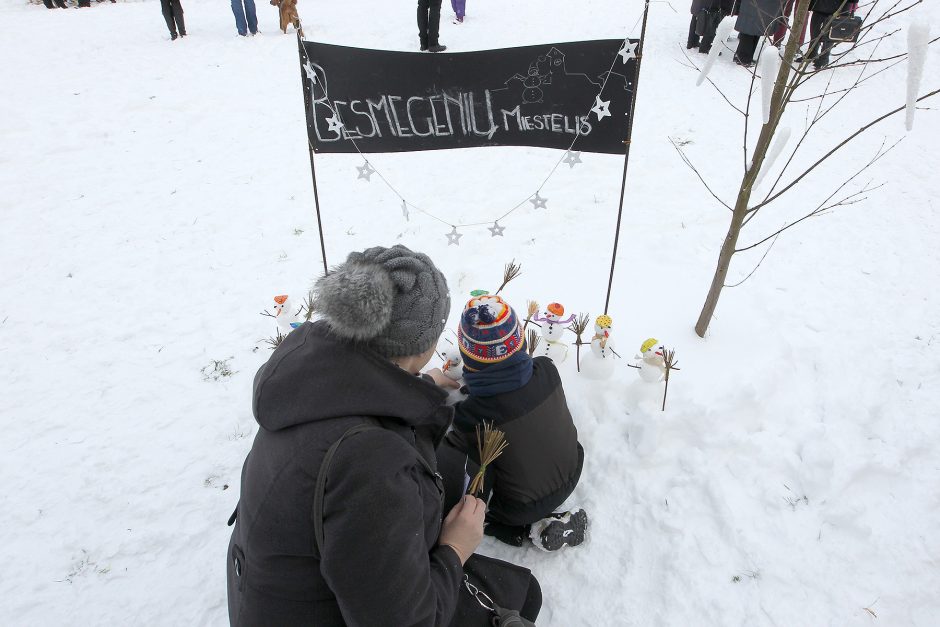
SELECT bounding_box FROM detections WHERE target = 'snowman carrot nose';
[443,360,453,372]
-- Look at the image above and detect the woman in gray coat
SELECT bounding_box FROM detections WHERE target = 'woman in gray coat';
[734,0,786,65]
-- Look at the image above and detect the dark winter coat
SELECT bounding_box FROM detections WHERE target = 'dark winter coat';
[226,321,463,627]
[445,356,583,527]
[691,0,736,15]
[735,0,785,35]
[810,0,848,14]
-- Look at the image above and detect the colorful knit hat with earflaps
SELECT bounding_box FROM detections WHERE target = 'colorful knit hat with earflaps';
[458,294,526,372]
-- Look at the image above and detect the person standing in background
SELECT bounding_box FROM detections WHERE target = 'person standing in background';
[418,0,447,52]
[160,0,186,41]
[231,0,259,37]
[451,0,466,24]
[734,0,785,66]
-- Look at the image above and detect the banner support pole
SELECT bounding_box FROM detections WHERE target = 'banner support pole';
[604,0,651,315]
[297,31,330,276]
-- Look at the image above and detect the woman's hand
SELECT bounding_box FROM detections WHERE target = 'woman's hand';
[439,495,485,565]
[426,368,461,389]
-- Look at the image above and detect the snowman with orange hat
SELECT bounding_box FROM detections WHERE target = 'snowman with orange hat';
[272,294,304,335]
[533,302,575,363]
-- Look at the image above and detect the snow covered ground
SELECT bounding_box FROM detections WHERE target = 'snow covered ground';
[2,0,939,625]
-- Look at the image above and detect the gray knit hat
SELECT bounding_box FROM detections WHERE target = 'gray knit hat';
[313,245,451,358]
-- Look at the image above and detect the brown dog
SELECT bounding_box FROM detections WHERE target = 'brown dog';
[270,0,301,35]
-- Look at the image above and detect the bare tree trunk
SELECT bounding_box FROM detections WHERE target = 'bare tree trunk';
[695,0,812,337]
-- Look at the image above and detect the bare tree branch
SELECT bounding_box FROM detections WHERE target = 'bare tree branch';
[679,46,746,115]
[669,137,733,211]
[725,233,781,287]
[753,88,940,212]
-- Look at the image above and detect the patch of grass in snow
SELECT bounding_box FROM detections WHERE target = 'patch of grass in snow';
[57,549,110,584]
[201,358,236,382]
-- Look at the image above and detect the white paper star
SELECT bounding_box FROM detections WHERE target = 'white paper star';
[529,192,548,210]
[401,200,410,221]
[326,114,344,135]
[446,227,462,246]
[618,41,638,63]
[303,61,318,84]
[591,96,611,121]
[356,161,375,181]
[563,151,582,169]
[488,221,505,237]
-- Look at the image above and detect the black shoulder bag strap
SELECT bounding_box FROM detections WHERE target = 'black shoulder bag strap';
[312,422,382,557]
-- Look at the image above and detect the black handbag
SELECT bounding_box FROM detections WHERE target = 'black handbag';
[451,553,539,626]
[829,15,863,42]
[696,9,722,38]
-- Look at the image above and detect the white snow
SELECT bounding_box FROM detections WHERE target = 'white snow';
[905,22,930,131]
[2,0,940,625]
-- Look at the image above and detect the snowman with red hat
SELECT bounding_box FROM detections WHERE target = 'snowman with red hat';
[533,302,575,363]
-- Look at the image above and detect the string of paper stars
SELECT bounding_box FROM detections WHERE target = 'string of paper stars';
[299,36,639,246]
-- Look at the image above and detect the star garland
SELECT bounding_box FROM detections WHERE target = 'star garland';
[299,35,639,246]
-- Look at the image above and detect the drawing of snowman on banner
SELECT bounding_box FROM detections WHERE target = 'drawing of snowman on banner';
[503,47,603,105]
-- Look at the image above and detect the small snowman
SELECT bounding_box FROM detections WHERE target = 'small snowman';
[272,294,303,335]
[534,302,575,363]
[438,342,463,382]
[634,337,666,383]
[581,315,617,380]
[590,315,616,359]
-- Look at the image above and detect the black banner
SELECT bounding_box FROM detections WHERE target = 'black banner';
[300,39,639,155]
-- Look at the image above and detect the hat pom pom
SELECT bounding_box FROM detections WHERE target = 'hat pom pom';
[477,304,496,325]
[463,307,480,326]
[314,261,396,341]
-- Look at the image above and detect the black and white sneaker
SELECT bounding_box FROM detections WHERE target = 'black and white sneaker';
[530,508,588,552]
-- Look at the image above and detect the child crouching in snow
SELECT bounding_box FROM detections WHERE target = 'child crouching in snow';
[438,294,588,551]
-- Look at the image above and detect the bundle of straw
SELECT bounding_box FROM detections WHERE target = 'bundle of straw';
[495,260,522,295]
[661,348,680,411]
[467,422,509,497]
[569,313,591,372]
[526,328,541,357]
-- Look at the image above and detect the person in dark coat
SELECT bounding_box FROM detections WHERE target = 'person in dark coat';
[160,0,186,40]
[687,0,737,54]
[734,0,786,66]
[226,245,540,626]
[418,0,446,52]
[438,294,587,551]
[801,0,851,68]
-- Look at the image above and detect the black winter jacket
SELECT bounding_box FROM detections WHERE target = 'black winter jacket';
[445,357,583,526]
[811,0,849,14]
[226,321,463,626]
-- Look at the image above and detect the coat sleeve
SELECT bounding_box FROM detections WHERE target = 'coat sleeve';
[319,430,464,627]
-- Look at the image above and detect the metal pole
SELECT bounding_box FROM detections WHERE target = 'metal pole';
[297,31,329,276]
[604,0,651,315]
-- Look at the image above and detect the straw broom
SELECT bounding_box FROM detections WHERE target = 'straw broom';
[467,422,509,497]
[568,313,591,373]
[661,348,680,411]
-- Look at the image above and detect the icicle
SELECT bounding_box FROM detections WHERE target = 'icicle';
[759,47,781,125]
[754,127,791,188]
[906,23,930,131]
[696,20,735,87]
